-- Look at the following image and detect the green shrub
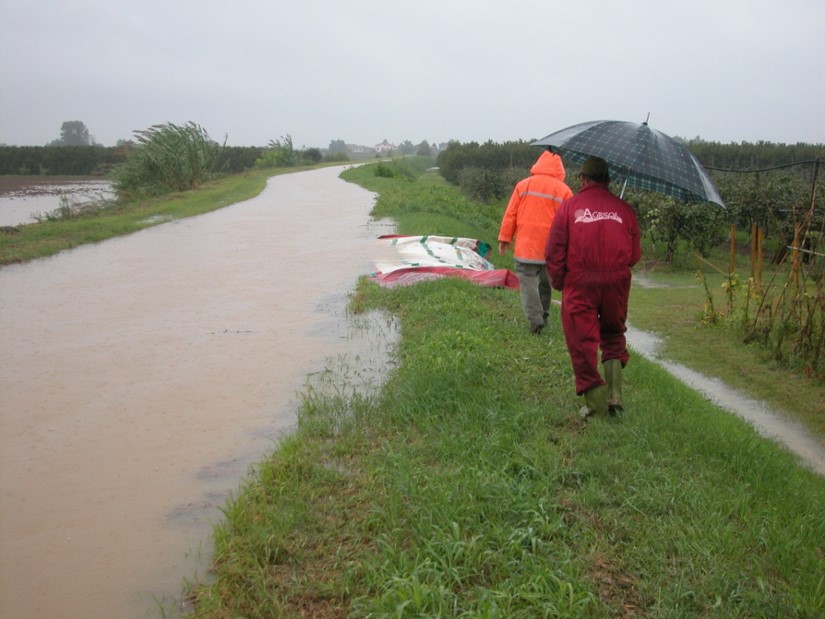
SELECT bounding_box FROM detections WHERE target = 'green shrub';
[111,122,225,198]
[374,163,398,178]
[255,135,324,168]
[255,135,296,168]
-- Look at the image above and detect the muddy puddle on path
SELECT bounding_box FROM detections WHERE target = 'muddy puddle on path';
[626,325,825,477]
[0,166,398,618]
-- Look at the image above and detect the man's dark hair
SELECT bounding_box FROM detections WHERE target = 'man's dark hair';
[579,156,610,184]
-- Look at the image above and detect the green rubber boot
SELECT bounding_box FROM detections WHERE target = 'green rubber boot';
[603,359,624,415]
[579,385,608,419]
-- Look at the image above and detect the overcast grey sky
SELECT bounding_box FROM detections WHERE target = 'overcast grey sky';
[1,0,823,149]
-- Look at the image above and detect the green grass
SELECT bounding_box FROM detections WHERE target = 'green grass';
[628,268,825,437]
[188,162,825,618]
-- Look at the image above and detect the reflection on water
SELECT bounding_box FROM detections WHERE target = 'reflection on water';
[0,179,115,226]
[0,166,397,618]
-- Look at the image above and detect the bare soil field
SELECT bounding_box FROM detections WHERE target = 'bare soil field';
[0,175,104,195]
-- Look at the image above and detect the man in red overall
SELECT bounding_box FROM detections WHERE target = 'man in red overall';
[545,156,641,418]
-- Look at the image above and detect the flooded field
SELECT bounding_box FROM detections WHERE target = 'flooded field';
[0,176,116,226]
[0,166,397,618]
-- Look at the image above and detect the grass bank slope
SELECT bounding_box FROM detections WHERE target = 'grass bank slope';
[189,160,825,618]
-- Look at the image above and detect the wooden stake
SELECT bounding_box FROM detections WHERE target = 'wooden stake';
[792,222,801,293]
[750,222,757,280]
[757,226,764,288]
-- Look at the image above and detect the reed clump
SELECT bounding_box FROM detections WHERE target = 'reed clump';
[112,122,225,198]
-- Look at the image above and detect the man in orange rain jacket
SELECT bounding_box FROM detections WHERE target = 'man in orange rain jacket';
[498,150,573,334]
[545,156,641,418]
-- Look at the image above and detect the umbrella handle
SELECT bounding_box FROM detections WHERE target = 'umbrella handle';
[620,178,628,199]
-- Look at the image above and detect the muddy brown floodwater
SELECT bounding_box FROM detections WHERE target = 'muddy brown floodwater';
[0,166,398,618]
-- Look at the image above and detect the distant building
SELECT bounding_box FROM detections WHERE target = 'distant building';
[375,139,396,155]
[346,143,376,159]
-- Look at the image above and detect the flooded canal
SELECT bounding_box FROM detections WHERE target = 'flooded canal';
[0,166,397,618]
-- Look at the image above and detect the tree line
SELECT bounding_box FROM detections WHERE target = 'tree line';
[0,143,267,177]
[684,139,823,170]
[436,139,824,259]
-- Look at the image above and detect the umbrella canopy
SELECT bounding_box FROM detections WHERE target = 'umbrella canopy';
[532,120,724,207]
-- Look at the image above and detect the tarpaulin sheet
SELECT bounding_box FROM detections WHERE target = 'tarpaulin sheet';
[369,235,519,289]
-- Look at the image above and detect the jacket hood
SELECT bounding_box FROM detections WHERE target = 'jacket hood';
[530,150,566,181]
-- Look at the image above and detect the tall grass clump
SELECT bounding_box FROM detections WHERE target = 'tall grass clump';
[254,134,323,168]
[112,122,225,198]
[686,251,824,380]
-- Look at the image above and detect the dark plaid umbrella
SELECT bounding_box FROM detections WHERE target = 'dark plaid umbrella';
[532,120,724,207]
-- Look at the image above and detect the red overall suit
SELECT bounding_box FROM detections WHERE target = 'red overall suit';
[545,183,641,395]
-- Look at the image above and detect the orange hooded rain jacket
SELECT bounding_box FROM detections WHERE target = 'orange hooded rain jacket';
[498,151,573,264]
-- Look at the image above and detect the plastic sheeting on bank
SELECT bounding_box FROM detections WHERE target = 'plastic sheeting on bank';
[369,235,519,289]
